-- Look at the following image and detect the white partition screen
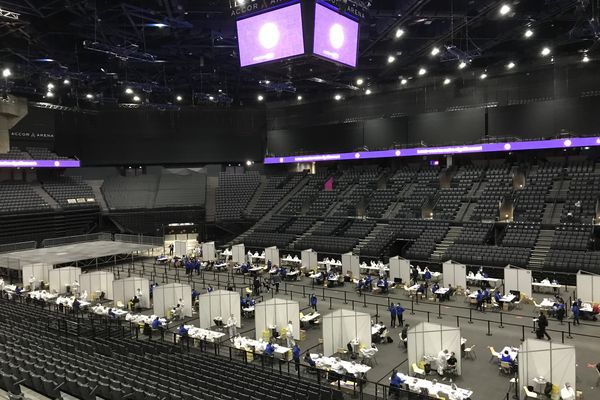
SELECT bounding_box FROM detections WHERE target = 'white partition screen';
[322,309,371,356]
[407,322,463,375]
[153,283,192,318]
[255,298,300,340]
[389,256,410,284]
[442,260,467,289]
[79,271,114,300]
[22,263,53,288]
[112,277,150,308]
[504,265,532,298]
[342,252,360,278]
[202,241,216,261]
[265,246,280,266]
[301,249,318,270]
[197,290,241,328]
[232,244,246,263]
[174,241,187,257]
[518,339,576,399]
[48,267,81,293]
[576,271,600,303]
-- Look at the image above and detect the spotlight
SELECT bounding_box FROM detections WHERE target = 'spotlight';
[365,89,372,95]
[430,47,440,56]
[245,160,253,166]
[208,96,215,101]
[443,78,451,85]
[334,94,342,101]
[2,68,11,78]
[85,93,93,99]
[400,78,407,85]
[46,91,54,98]
[524,29,534,38]
[499,4,511,16]
[257,95,264,101]
[582,54,590,63]
[176,95,183,101]
[297,95,303,101]
[418,68,427,76]
[63,79,70,85]
[133,95,141,102]
[387,55,396,64]
[541,47,551,56]
[125,88,133,94]
[47,83,54,90]
[458,61,467,69]
[480,73,488,80]
[506,61,516,69]
[356,78,364,86]
[395,28,405,39]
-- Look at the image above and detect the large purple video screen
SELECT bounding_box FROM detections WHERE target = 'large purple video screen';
[313,3,359,67]
[236,3,305,67]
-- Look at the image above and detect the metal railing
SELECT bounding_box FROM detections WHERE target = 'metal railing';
[114,234,164,247]
[0,241,37,254]
[42,233,113,247]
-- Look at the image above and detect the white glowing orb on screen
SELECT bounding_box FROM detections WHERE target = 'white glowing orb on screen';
[597,138,600,144]
[329,24,345,49]
[279,157,284,163]
[258,22,280,49]
[395,150,401,156]
[564,139,572,147]
[54,161,60,167]
[354,153,361,159]
[504,143,511,150]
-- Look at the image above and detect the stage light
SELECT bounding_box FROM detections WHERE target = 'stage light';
[387,55,396,64]
[356,78,364,86]
[524,29,534,38]
[582,54,590,63]
[63,79,70,85]
[443,78,451,85]
[506,61,516,69]
[133,95,140,102]
[2,68,11,78]
[365,89,372,95]
[480,73,487,80]
[458,61,467,69]
[85,93,93,99]
[418,68,427,76]
[125,88,133,94]
[46,91,54,98]
[246,160,253,166]
[400,78,407,85]
[47,83,54,90]
[430,47,440,56]
[499,4,511,16]
[334,94,342,101]
[541,47,551,56]
[257,95,264,101]
[395,28,405,39]
[297,95,303,101]
[209,96,215,101]
[176,95,182,101]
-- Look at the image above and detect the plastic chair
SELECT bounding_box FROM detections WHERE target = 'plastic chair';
[499,361,512,375]
[411,363,425,377]
[523,386,538,399]
[463,345,476,360]
[488,346,500,363]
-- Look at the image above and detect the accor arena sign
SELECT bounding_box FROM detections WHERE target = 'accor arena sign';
[231,0,366,20]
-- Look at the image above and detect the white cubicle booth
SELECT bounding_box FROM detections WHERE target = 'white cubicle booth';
[342,252,360,278]
[265,246,280,266]
[442,260,467,289]
[576,271,600,303]
[198,290,241,329]
[322,309,371,357]
[22,263,53,288]
[202,241,216,261]
[153,283,192,318]
[407,322,463,375]
[49,266,81,293]
[173,240,187,257]
[255,298,300,340]
[301,249,318,270]
[80,271,114,300]
[518,339,576,399]
[232,244,246,263]
[389,256,410,284]
[112,277,150,309]
[504,265,532,298]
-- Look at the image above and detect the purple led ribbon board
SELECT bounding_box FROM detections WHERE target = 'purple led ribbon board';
[313,2,359,67]
[264,137,600,164]
[236,3,305,67]
[0,160,81,168]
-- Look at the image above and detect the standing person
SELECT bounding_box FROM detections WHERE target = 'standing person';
[396,303,406,327]
[476,290,484,313]
[389,302,398,328]
[272,274,281,294]
[292,344,301,371]
[169,243,174,256]
[286,320,295,347]
[227,314,237,341]
[571,302,580,326]
[536,311,551,340]
[556,301,565,325]
[400,324,409,349]
[310,293,318,312]
[253,277,261,296]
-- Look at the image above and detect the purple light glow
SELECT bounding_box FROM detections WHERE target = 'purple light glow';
[0,160,80,168]
[236,4,305,67]
[264,136,600,164]
[313,3,359,67]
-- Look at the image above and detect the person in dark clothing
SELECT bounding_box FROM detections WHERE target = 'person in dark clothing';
[309,293,318,312]
[400,324,409,349]
[169,243,174,256]
[389,303,398,328]
[571,303,580,326]
[292,344,301,371]
[396,304,405,327]
[253,277,261,296]
[537,311,551,340]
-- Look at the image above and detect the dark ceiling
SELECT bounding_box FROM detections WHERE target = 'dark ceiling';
[0,0,598,108]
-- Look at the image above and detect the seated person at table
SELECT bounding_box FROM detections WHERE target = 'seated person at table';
[264,340,275,357]
[500,350,512,364]
[445,352,458,376]
[431,282,440,295]
[304,352,316,368]
[178,324,188,337]
[315,271,326,285]
[172,304,183,320]
[151,316,162,330]
[389,369,405,396]
[416,284,426,295]
[441,284,454,302]
[364,275,373,291]
[130,296,140,311]
[107,308,116,319]
[240,263,250,274]
[280,267,288,279]
[494,290,502,303]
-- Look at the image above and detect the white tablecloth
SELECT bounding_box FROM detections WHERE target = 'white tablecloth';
[397,373,472,400]
[311,355,371,376]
